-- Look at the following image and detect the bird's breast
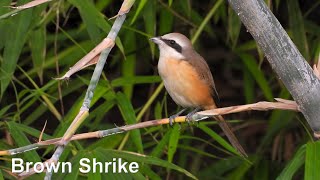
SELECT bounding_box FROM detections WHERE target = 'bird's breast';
[158,57,214,108]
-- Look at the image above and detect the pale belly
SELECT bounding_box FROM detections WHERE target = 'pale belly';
[158,58,214,108]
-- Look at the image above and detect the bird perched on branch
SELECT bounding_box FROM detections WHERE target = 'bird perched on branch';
[151,32,247,157]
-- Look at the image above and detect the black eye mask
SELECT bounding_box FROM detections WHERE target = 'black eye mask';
[160,37,182,53]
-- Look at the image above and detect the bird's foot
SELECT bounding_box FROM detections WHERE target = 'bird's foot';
[185,108,200,125]
[169,114,178,127]
[169,108,187,126]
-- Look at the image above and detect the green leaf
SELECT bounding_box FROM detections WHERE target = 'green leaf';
[12,122,53,141]
[178,145,217,159]
[68,0,125,55]
[93,149,150,179]
[130,0,148,24]
[158,8,174,35]
[227,159,252,180]
[88,134,123,150]
[254,160,269,180]
[7,121,41,162]
[0,0,11,49]
[277,145,305,180]
[18,66,62,121]
[87,153,102,180]
[24,79,84,125]
[150,129,171,157]
[139,165,162,180]
[0,169,3,180]
[239,53,273,101]
[68,0,102,43]
[53,77,113,137]
[87,100,116,131]
[168,124,180,163]
[198,124,238,155]
[235,40,257,52]
[305,141,320,180]
[97,148,197,179]
[24,41,93,80]
[287,0,310,60]
[0,0,33,98]
[199,156,243,179]
[0,104,13,118]
[57,151,84,179]
[29,26,46,84]
[0,0,10,15]
[116,92,143,153]
[191,0,223,44]
[304,20,320,37]
[228,6,241,49]
[143,0,156,56]
[121,31,136,99]
[243,67,255,103]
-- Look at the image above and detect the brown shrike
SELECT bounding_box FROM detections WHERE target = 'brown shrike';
[151,32,247,157]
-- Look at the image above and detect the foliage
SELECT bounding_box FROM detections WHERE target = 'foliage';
[0,0,319,179]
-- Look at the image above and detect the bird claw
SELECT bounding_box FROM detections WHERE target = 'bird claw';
[169,108,187,127]
[169,115,182,130]
[185,113,194,125]
[169,115,177,127]
[185,108,200,126]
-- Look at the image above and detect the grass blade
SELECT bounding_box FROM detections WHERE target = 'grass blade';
[287,0,310,60]
[191,0,223,44]
[29,26,46,84]
[228,6,241,49]
[97,148,197,179]
[0,0,33,98]
[198,124,238,155]
[150,129,171,158]
[277,145,305,180]
[305,141,320,180]
[69,0,125,56]
[239,53,273,101]
[168,124,180,163]
[7,121,41,162]
[130,0,147,24]
[121,31,136,99]
[116,92,143,153]
[143,0,156,56]
[0,169,3,180]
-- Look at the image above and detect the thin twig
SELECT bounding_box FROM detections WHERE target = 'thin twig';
[0,0,54,19]
[1,99,298,157]
[0,99,300,178]
[11,0,53,9]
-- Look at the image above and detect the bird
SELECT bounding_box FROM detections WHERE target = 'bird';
[150,32,247,157]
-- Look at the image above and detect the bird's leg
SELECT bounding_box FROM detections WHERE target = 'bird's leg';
[186,107,201,125]
[169,108,187,126]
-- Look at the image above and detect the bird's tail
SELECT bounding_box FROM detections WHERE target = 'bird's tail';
[206,105,247,157]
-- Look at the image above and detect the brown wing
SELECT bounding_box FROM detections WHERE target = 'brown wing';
[184,50,247,157]
[184,50,220,106]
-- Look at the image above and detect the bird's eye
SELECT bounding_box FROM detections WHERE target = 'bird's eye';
[169,40,176,45]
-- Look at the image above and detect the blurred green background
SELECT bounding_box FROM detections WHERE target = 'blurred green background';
[0,0,319,179]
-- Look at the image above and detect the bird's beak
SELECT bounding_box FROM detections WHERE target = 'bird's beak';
[150,36,161,44]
